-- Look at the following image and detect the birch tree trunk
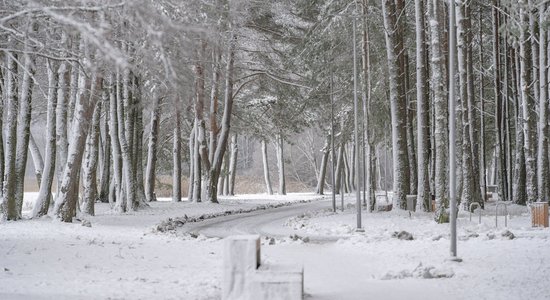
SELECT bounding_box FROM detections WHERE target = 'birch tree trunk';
[32,59,58,218]
[54,72,101,222]
[81,100,101,215]
[145,95,161,202]
[261,139,273,195]
[382,0,410,209]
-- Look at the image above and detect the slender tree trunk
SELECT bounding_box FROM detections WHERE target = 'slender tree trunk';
[32,60,58,218]
[109,73,124,211]
[82,100,101,215]
[173,108,182,202]
[261,139,273,195]
[276,134,286,195]
[188,125,195,200]
[316,136,330,195]
[537,4,549,202]
[28,133,44,188]
[98,89,111,203]
[228,134,238,196]
[479,10,487,203]
[146,95,161,202]
[405,54,417,196]
[2,51,18,220]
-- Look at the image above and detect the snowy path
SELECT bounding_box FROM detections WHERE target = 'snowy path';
[181,199,340,242]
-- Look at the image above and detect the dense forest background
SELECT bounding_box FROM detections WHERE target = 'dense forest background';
[1,0,548,223]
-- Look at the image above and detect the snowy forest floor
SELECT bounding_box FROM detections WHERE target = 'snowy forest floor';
[1,193,549,299]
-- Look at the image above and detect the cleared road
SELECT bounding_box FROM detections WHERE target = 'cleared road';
[180,199,339,242]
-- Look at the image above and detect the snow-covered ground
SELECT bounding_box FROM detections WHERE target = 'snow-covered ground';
[1,193,549,299]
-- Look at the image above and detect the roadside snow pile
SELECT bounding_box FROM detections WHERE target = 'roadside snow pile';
[381,263,455,280]
[284,209,355,236]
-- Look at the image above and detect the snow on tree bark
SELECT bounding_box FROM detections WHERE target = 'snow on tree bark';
[54,72,101,222]
[173,108,182,202]
[228,134,238,196]
[32,59,59,218]
[261,139,273,195]
[145,94,161,202]
[2,50,18,220]
[81,99,101,215]
[519,2,538,203]
[415,0,431,211]
[428,0,449,220]
[382,0,410,209]
[14,30,37,216]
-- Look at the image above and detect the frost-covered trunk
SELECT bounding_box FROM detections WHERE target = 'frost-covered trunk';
[537,4,549,202]
[383,0,410,209]
[429,0,448,219]
[29,133,44,187]
[415,0,430,211]
[513,44,527,205]
[81,100,101,215]
[187,126,196,200]
[32,60,58,218]
[335,142,345,195]
[118,68,138,212]
[209,50,221,163]
[98,92,111,203]
[205,34,236,203]
[133,90,147,206]
[466,6,480,203]
[261,139,273,195]
[492,1,508,202]
[14,42,37,216]
[478,16,487,203]
[404,54,417,196]
[228,134,238,196]
[366,143,376,211]
[54,72,101,222]
[457,0,479,209]
[109,73,124,211]
[315,136,330,195]
[172,108,182,202]
[2,51,18,220]
[276,134,286,195]
[192,120,201,202]
[145,95,161,202]
[519,3,538,203]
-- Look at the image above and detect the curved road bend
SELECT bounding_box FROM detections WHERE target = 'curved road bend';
[181,199,340,242]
